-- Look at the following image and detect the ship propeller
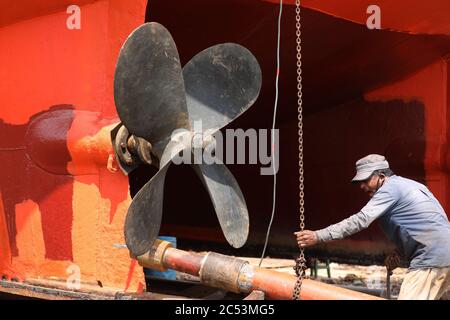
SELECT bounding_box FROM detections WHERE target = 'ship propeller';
[113,22,262,257]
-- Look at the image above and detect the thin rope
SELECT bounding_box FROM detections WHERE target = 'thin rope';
[259,0,283,267]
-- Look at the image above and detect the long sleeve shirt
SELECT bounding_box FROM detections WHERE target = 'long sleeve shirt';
[315,175,450,269]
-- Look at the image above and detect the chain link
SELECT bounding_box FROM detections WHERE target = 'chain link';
[292,0,307,300]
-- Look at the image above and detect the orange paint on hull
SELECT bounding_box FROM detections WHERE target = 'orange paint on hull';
[0,0,148,293]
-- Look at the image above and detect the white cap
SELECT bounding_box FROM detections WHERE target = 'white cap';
[352,154,389,182]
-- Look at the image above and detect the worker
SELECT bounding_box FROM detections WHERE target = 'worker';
[295,154,450,300]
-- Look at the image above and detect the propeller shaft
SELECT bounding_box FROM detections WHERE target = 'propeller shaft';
[137,240,384,300]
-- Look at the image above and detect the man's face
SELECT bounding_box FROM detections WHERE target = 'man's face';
[359,174,381,197]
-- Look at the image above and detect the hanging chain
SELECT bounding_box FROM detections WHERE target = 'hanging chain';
[292,0,307,301]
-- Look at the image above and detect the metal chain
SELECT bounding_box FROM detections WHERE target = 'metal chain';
[292,0,307,301]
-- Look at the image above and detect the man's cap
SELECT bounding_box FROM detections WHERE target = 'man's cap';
[352,154,389,182]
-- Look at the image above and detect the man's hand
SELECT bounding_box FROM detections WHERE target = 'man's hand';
[384,250,401,272]
[294,230,318,248]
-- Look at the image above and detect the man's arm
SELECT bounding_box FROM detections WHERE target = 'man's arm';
[296,186,398,247]
[294,211,374,247]
[315,210,380,242]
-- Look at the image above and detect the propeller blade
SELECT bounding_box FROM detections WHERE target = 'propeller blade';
[183,43,262,130]
[124,161,170,257]
[183,43,262,133]
[124,140,188,256]
[114,22,190,158]
[193,161,249,248]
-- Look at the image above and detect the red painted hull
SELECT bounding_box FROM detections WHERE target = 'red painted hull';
[0,0,449,294]
[147,0,450,262]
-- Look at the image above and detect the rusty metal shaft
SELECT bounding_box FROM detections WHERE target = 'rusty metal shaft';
[137,240,383,300]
